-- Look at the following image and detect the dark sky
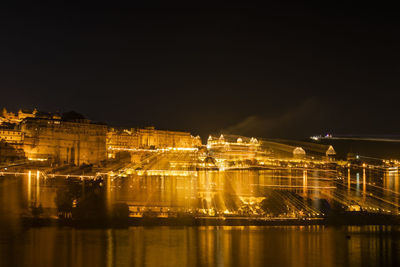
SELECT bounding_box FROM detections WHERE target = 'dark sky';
[1,3,400,140]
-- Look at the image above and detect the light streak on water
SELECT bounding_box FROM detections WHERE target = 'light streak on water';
[1,151,400,218]
[28,170,31,206]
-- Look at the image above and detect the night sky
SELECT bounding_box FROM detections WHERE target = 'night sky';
[1,3,400,140]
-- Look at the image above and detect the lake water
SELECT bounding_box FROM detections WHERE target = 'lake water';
[1,167,400,267]
[0,166,399,220]
[1,225,399,267]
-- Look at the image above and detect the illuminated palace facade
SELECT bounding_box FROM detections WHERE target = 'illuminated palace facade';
[0,107,41,124]
[207,134,261,160]
[0,108,107,165]
[0,108,202,164]
[107,127,202,156]
[20,118,107,165]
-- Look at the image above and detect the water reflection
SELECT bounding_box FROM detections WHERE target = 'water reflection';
[2,166,400,220]
[1,226,399,267]
[107,169,337,217]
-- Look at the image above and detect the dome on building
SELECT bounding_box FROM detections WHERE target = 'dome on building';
[326,145,336,156]
[250,137,258,144]
[237,137,243,143]
[293,147,306,156]
[219,134,224,140]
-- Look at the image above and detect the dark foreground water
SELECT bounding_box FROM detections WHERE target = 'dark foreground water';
[1,225,399,267]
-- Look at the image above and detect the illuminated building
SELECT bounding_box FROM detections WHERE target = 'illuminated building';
[21,117,107,165]
[1,108,107,165]
[293,147,306,159]
[0,129,24,144]
[325,145,336,160]
[0,107,204,164]
[136,127,201,148]
[107,126,202,157]
[0,123,25,161]
[0,107,21,124]
[0,107,62,125]
[1,107,39,124]
[0,140,25,162]
[107,128,139,150]
[17,108,38,120]
[207,134,261,160]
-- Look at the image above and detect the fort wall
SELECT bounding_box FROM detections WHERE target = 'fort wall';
[21,118,107,165]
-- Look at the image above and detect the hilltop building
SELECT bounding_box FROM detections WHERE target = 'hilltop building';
[0,108,107,165]
[0,107,62,125]
[1,107,202,164]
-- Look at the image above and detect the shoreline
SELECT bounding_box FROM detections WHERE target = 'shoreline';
[21,212,400,228]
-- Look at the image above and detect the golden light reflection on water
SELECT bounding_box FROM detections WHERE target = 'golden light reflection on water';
[27,170,31,206]
[0,164,399,222]
[1,226,399,267]
[102,169,335,218]
[363,167,367,203]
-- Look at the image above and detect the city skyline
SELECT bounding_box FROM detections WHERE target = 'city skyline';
[2,3,400,139]
[1,4,400,266]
